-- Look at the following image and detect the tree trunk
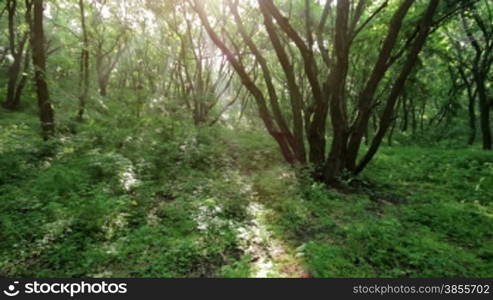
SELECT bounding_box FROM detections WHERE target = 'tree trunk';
[344,0,415,172]
[98,76,108,97]
[77,0,90,121]
[12,47,30,108]
[476,78,492,149]
[4,56,23,109]
[29,0,55,139]
[458,65,477,145]
[193,0,297,164]
[323,0,351,184]
[401,95,409,132]
[194,0,443,186]
[467,89,477,145]
[355,0,439,174]
[3,0,28,110]
[461,11,492,149]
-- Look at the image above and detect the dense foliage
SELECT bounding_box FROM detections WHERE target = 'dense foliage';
[0,0,492,277]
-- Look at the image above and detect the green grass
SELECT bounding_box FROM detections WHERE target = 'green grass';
[0,109,251,277]
[266,146,493,277]
[1,107,492,277]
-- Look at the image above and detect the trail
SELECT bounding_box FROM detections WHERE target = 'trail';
[233,172,308,278]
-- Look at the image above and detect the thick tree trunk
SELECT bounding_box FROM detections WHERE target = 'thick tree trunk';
[29,0,55,139]
[323,0,351,184]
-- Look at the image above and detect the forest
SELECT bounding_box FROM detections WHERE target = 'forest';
[0,0,492,278]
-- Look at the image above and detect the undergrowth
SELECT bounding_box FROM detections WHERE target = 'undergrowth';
[265,146,493,277]
[1,106,492,277]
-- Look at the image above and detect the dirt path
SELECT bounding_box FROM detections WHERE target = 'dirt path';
[233,173,308,278]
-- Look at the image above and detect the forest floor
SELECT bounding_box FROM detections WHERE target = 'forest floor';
[1,109,493,277]
[231,169,307,277]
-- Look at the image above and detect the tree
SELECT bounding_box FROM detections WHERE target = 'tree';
[192,0,450,184]
[77,0,90,121]
[91,0,128,97]
[167,3,240,126]
[28,0,55,139]
[444,0,493,149]
[2,0,30,110]
[461,3,493,150]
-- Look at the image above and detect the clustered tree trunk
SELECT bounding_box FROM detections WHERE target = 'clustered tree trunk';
[446,2,493,150]
[193,0,442,184]
[460,10,493,150]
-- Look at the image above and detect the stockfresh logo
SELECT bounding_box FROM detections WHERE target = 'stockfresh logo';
[3,281,20,297]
